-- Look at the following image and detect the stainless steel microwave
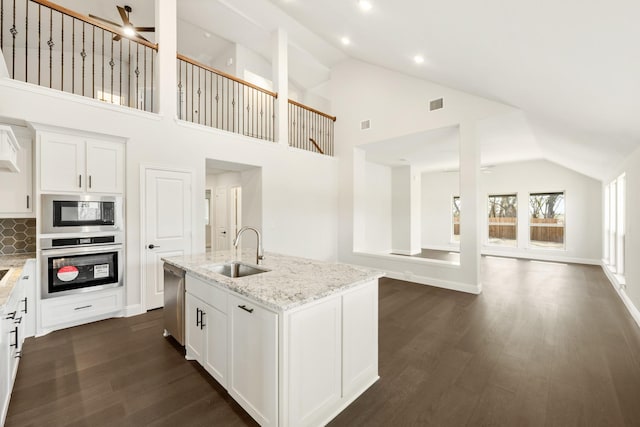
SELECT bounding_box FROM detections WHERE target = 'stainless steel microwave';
[41,194,123,234]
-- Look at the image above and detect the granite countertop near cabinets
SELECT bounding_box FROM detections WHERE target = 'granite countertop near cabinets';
[0,253,35,308]
[163,251,384,312]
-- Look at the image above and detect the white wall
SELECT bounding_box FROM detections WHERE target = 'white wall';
[333,59,515,293]
[0,79,339,314]
[421,171,459,251]
[603,146,640,326]
[480,160,601,263]
[363,161,391,252]
[421,160,602,263]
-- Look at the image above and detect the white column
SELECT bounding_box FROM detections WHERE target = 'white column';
[391,165,421,255]
[458,120,481,292]
[155,0,177,118]
[272,28,289,146]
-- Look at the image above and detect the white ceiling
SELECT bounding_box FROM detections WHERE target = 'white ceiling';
[55,0,640,180]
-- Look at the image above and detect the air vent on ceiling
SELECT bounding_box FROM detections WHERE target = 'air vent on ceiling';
[360,119,371,130]
[430,98,444,111]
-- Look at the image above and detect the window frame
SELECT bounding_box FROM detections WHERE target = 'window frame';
[486,193,518,247]
[528,191,566,250]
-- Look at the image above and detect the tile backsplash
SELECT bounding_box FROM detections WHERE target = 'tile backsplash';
[0,218,36,255]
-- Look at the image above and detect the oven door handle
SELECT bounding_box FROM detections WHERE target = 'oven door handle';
[40,244,124,256]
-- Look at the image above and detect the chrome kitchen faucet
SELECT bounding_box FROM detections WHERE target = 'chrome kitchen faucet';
[233,226,264,265]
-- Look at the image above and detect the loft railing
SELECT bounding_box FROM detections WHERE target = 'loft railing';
[0,0,157,112]
[177,54,277,142]
[288,99,335,156]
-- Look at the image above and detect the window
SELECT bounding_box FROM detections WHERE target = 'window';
[605,174,626,276]
[529,192,565,249]
[488,194,517,246]
[452,196,460,242]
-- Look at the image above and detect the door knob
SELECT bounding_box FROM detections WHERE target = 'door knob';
[148,244,160,249]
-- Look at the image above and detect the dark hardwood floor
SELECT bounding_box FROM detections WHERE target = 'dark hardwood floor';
[7,257,640,426]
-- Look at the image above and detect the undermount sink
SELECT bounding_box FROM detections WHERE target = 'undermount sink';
[207,262,269,278]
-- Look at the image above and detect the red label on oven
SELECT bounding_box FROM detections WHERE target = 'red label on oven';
[57,266,79,282]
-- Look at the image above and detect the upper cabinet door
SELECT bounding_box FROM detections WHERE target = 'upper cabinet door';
[0,135,33,215]
[86,140,124,194]
[40,133,85,193]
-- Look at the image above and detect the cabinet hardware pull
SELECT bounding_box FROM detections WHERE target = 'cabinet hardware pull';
[26,195,30,209]
[238,305,254,313]
[89,175,92,188]
[196,308,201,327]
[22,275,29,280]
[79,174,82,188]
[10,327,18,348]
[22,297,27,313]
[14,316,22,324]
[200,311,206,329]
[74,305,92,311]
[5,311,16,320]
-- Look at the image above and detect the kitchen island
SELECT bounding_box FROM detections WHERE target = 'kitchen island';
[163,251,384,427]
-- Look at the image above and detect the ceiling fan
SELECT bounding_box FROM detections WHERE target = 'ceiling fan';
[89,5,155,42]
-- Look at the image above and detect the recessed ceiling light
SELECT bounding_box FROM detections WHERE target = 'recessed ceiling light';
[203,32,212,39]
[123,25,136,37]
[358,0,373,12]
[341,36,351,46]
[414,55,425,64]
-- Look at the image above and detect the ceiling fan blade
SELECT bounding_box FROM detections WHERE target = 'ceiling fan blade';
[89,14,123,28]
[113,34,122,42]
[133,27,155,32]
[117,6,130,25]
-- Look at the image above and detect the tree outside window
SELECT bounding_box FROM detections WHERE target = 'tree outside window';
[529,192,565,249]
[452,196,460,242]
[488,194,517,247]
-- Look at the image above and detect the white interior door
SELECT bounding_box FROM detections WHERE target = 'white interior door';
[215,187,229,250]
[143,167,192,310]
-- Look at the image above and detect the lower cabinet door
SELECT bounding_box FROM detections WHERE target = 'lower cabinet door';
[203,306,227,388]
[287,296,342,426]
[185,293,205,363]
[228,293,278,427]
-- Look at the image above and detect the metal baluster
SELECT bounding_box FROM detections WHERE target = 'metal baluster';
[37,4,40,85]
[203,67,207,126]
[24,0,28,82]
[136,42,140,109]
[150,47,154,111]
[177,58,181,118]
[190,62,193,121]
[10,0,15,78]
[1,0,4,49]
[119,37,122,105]
[143,45,147,111]
[101,29,104,100]
[209,72,213,127]
[71,18,74,94]
[48,8,52,88]
[197,65,201,124]
[92,26,95,98]
[110,33,114,103]
[60,12,63,91]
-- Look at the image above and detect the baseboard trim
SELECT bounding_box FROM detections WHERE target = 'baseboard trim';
[481,249,600,265]
[124,304,145,317]
[602,262,640,329]
[385,270,481,295]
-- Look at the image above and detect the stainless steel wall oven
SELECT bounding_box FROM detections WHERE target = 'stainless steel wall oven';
[40,234,124,298]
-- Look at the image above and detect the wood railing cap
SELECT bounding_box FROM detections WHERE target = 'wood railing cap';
[31,0,158,50]
[177,54,278,98]
[288,99,336,121]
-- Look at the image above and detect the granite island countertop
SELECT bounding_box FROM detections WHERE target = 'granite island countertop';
[163,251,384,312]
[0,253,36,308]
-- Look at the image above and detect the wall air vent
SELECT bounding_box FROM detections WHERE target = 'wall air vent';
[430,98,444,111]
[360,119,371,130]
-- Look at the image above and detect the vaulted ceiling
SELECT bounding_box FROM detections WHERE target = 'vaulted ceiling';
[53,0,640,181]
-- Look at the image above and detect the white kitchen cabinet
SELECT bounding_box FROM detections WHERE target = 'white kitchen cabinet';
[286,297,342,426]
[1,268,29,426]
[0,131,33,216]
[39,131,124,194]
[228,293,278,427]
[342,281,379,397]
[185,275,228,387]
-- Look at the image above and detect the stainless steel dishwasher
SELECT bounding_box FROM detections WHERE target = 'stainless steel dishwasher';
[163,262,185,346]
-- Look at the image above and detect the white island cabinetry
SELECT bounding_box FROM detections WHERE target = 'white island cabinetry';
[177,252,382,427]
